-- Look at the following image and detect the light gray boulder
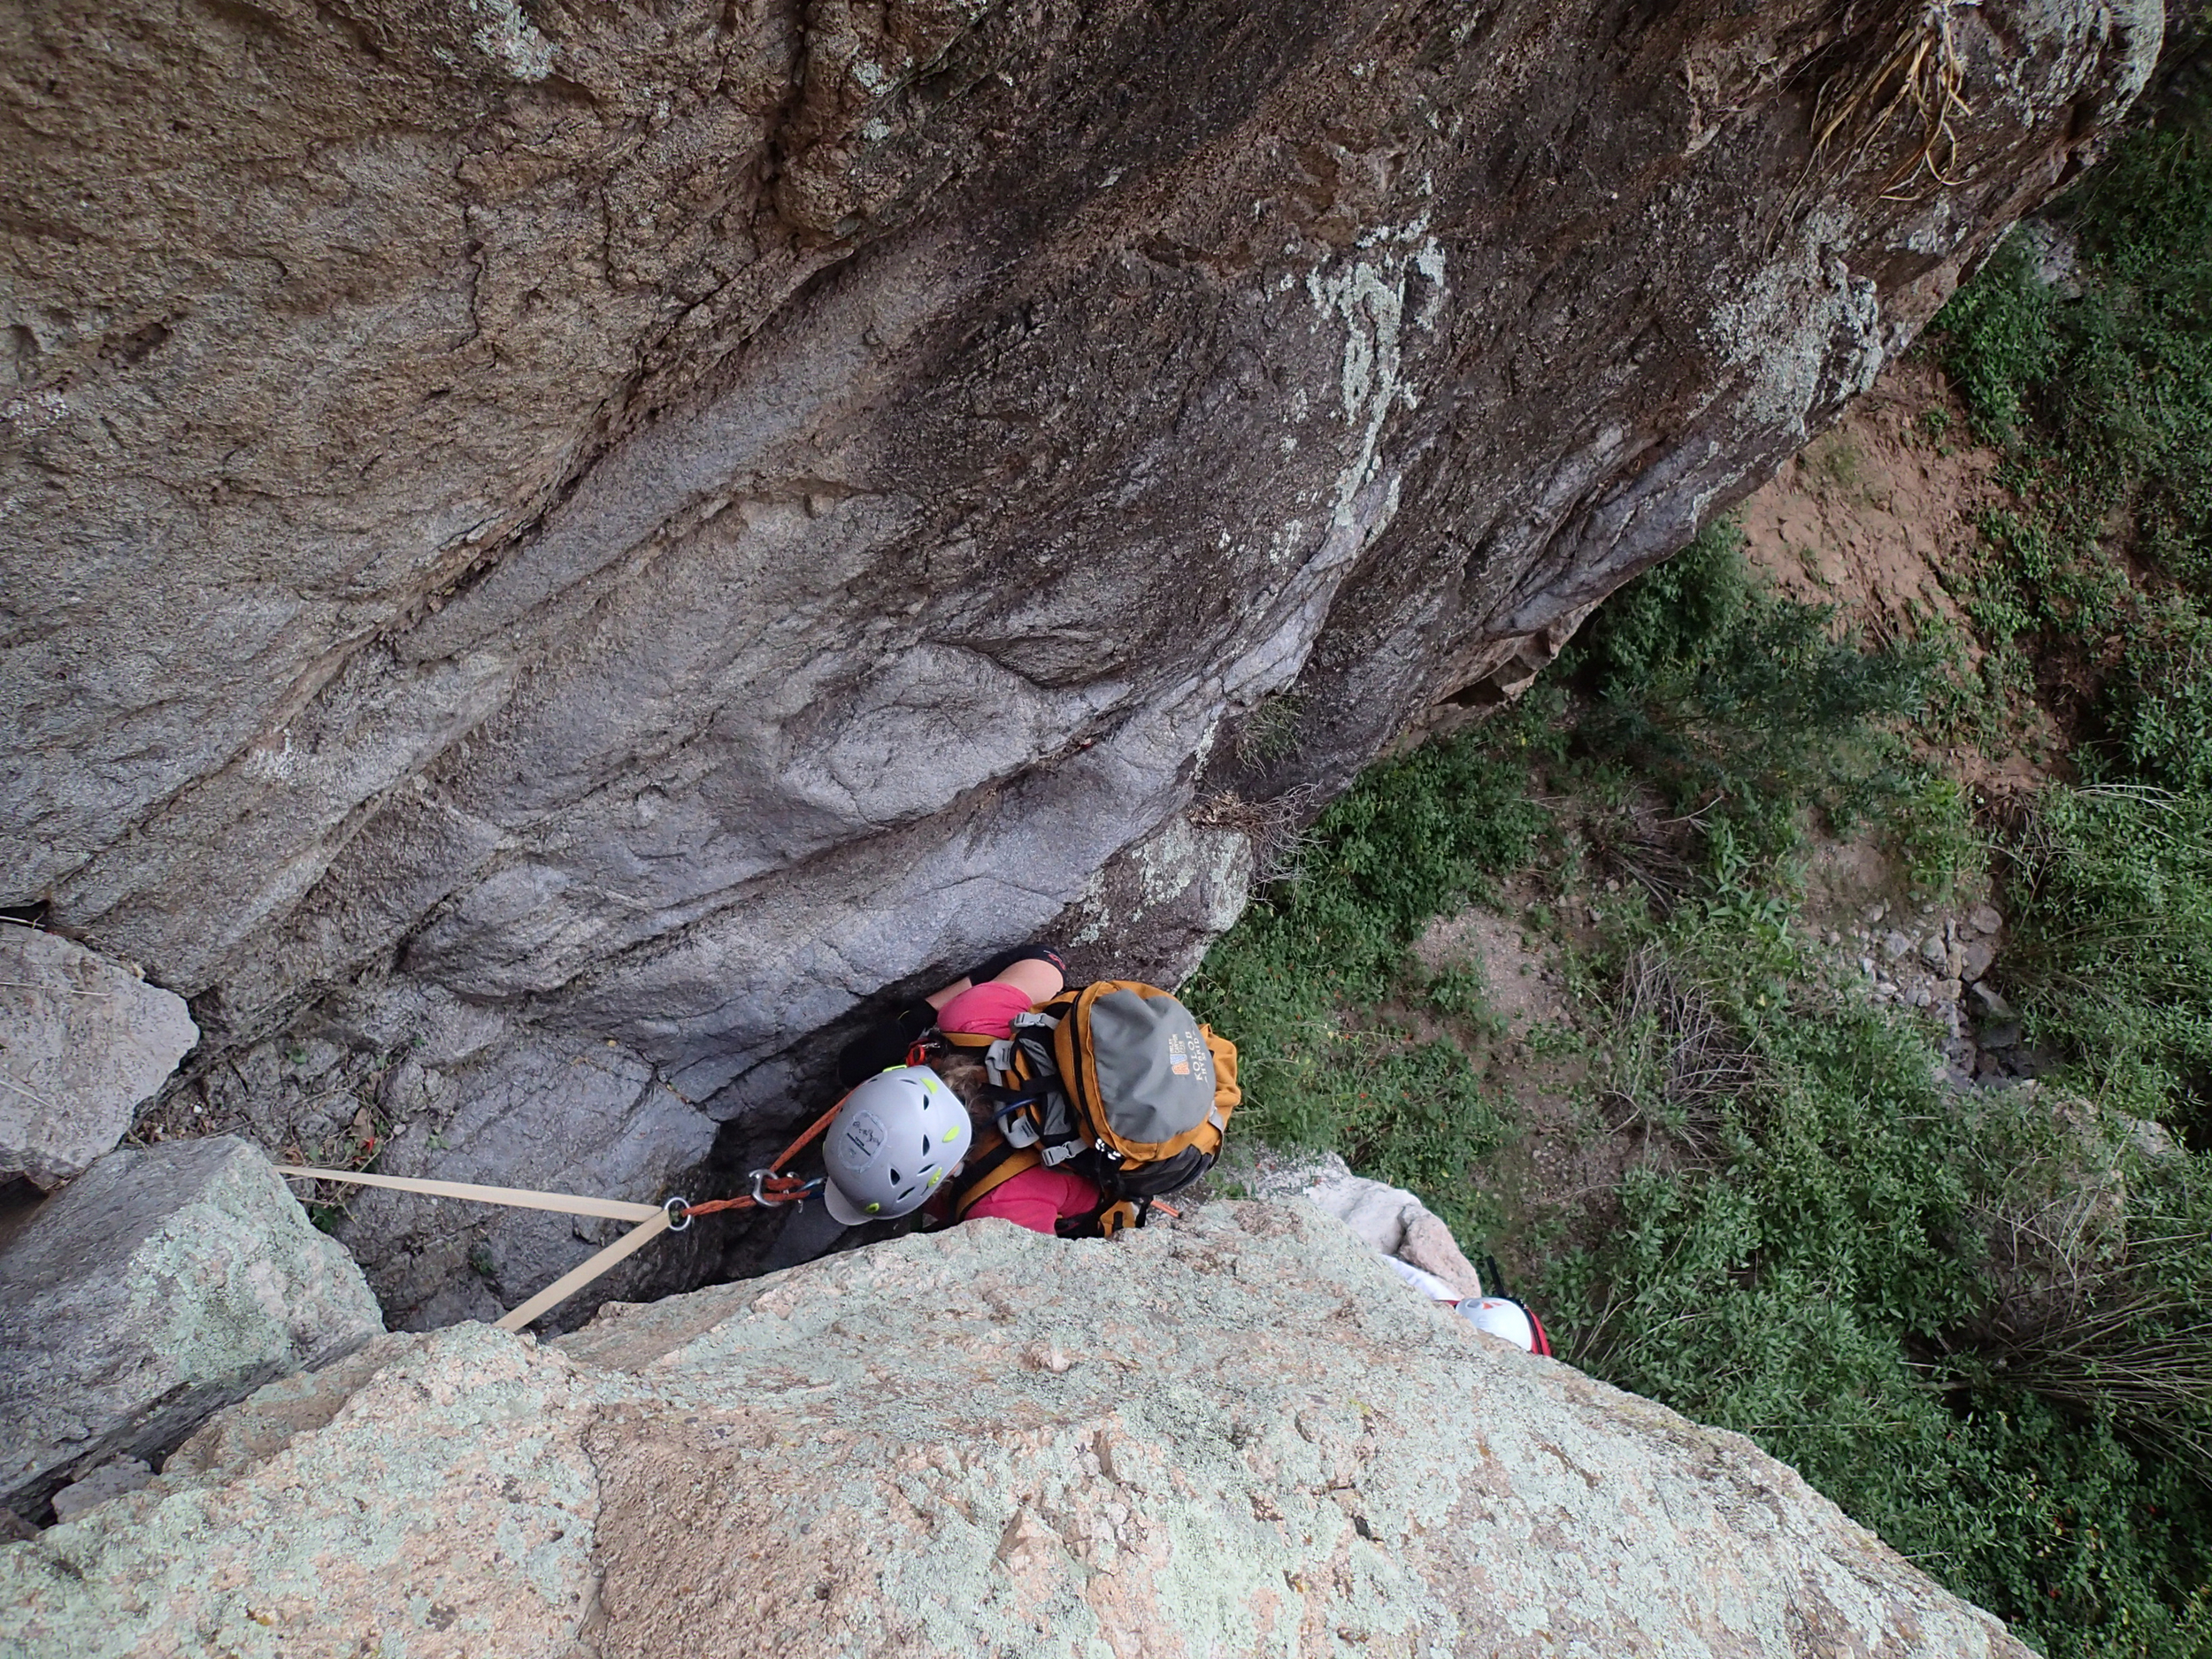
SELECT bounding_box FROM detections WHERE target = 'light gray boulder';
[0,926,197,1189]
[47,1458,150,1525]
[0,1134,382,1523]
[3,1202,2032,1655]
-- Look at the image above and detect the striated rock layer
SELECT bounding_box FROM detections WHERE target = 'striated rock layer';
[0,1202,2032,1657]
[1,0,2161,1318]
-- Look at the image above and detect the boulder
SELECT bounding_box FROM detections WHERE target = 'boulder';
[0,926,198,1189]
[0,1135,383,1523]
[47,1458,150,1525]
[2,1202,2031,1655]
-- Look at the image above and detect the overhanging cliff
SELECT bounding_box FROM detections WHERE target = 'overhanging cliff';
[1,0,2161,1322]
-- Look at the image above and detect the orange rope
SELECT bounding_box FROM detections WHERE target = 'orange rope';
[679,1094,849,1218]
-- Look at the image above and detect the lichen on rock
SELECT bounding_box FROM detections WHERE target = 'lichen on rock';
[2,1202,2034,1655]
[0,1135,383,1524]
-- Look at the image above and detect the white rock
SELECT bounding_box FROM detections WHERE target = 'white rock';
[48,1458,151,1525]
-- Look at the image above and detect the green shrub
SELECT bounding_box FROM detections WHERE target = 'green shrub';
[1540,918,2212,1659]
[1184,715,1545,1208]
[1572,518,1936,870]
[1939,238,2062,446]
[1933,76,2212,787]
[1999,786,2212,1146]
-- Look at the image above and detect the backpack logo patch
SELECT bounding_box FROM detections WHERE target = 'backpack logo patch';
[1164,1027,1207,1083]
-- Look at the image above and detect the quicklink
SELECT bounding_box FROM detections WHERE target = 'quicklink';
[675,1094,847,1219]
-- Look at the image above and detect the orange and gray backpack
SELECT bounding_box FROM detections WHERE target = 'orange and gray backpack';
[939,980,1240,1238]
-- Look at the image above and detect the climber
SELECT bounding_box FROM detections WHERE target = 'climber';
[1302,1165,1550,1355]
[826,944,1094,1236]
[763,944,1239,1269]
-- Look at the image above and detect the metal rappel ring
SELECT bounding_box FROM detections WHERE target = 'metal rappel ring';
[663,1195,694,1232]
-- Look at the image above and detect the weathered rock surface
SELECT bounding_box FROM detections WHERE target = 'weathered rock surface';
[0,1135,382,1522]
[1,0,2162,1316]
[0,1202,2030,1655]
[0,926,197,1189]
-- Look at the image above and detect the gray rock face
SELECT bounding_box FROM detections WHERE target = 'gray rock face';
[0,926,198,1189]
[329,1029,722,1332]
[0,1202,2032,1655]
[0,0,2162,1315]
[0,1135,383,1522]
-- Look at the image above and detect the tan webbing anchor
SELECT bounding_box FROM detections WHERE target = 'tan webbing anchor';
[274,1094,849,1332]
[274,1165,686,1333]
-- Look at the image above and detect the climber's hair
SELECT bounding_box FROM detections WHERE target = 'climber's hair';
[929,1048,997,1134]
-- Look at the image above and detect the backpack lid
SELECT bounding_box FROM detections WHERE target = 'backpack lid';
[1083,988,1216,1145]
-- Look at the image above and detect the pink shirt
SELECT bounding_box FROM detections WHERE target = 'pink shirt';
[937,983,1101,1234]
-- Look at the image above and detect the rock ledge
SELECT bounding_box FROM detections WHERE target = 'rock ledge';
[2,1202,2029,1657]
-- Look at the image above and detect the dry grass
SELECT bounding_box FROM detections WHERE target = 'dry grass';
[1598,944,1761,1161]
[1192,783,1327,885]
[1782,0,1978,238]
[1578,793,1701,909]
[1990,1289,2212,1467]
[1964,1101,2212,1467]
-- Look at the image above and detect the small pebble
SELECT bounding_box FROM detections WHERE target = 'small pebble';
[1859,957,1876,977]
[1968,904,2003,935]
[1864,903,1887,925]
[1918,936,1947,968]
[1882,931,1913,960]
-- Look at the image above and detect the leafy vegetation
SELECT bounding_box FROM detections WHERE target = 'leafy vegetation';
[1186,724,1544,1237]
[1190,49,2212,1659]
[1196,529,2212,1655]
[1571,516,1937,865]
[1932,50,2212,1158]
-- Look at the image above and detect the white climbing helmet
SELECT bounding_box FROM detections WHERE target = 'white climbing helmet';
[820,1064,970,1225]
[1460,1296,1537,1352]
